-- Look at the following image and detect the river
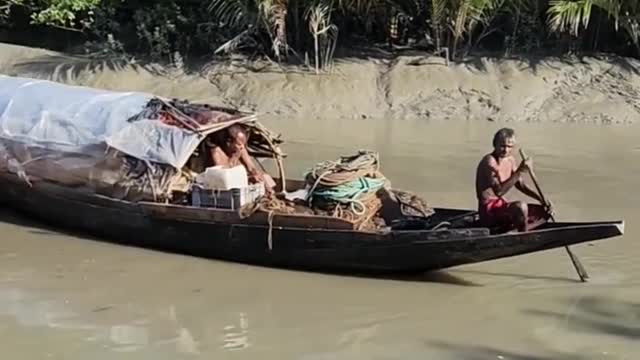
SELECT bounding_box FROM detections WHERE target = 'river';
[0,119,638,359]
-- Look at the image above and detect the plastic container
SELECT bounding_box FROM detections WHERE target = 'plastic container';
[195,165,248,190]
[191,183,265,209]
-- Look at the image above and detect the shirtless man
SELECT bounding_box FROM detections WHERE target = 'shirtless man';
[208,124,275,194]
[475,128,551,232]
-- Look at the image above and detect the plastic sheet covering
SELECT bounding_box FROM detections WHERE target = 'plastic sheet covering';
[0,75,205,168]
[0,75,206,201]
[0,136,181,202]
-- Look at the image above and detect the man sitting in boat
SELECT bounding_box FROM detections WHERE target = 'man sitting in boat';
[207,124,276,194]
[475,128,551,232]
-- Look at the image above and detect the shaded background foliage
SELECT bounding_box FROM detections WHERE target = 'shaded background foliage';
[1,0,640,64]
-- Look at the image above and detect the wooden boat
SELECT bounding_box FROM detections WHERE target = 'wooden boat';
[0,172,624,273]
[0,75,625,275]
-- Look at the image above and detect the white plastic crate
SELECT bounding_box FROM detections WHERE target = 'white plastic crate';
[191,183,265,209]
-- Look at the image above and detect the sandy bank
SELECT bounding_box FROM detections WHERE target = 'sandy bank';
[1,42,638,124]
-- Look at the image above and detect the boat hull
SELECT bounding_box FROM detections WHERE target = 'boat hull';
[0,176,625,274]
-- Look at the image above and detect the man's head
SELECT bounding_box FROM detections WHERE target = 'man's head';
[224,124,248,154]
[492,127,516,158]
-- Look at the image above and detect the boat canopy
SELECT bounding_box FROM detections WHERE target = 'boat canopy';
[0,74,284,202]
[0,74,281,169]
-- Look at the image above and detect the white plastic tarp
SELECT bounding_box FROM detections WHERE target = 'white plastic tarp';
[0,75,204,169]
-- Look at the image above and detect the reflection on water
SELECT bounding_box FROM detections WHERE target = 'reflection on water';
[0,287,150,352]
[0,285,245,355]
[108,325,149,352]
[222,312,251,351]
[0,288,84,330]
[0,119,638,359]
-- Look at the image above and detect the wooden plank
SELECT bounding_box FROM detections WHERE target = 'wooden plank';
[248,211,356,230]
[1,170,355,230]
[139,201,356,230]
[140,202,242,223]
[0,172,144,212]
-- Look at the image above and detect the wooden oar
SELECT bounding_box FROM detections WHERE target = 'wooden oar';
[519,149,589,282]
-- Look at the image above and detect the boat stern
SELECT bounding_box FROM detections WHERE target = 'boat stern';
[616,220,625,236]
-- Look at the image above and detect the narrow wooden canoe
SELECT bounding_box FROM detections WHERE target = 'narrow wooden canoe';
[0,173,624,274]
[0,76,625,277]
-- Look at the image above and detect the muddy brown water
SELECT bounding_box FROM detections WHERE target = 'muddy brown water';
[1,119,638,359]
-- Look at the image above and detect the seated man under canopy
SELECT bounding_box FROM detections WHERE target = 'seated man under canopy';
[475,127,553,232]
[206,124,276,194]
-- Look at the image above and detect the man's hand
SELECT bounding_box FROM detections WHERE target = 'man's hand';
[517,157,533,173]
[249,171,274,195]
[544,200,555,218]
[248,168,265,183]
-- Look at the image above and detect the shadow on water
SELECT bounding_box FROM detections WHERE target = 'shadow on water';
[452,269,581,284]
[0,208,481,287]
[0,208,51,228]
[524,295,640,340]
[426,341,583,360]
[338,270,482,287]
[0,209,74,240]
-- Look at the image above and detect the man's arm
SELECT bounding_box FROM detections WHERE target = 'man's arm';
[515,179,543,203]
[511,157,544,203]
[239,148,264,180]
[239,148,275,193]
[209,147,230,168]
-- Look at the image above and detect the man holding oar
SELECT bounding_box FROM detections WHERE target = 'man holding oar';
[475,127,553,232]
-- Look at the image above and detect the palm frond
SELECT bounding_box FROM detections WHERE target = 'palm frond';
[431,0,447,23]
[306,1,332,33]
[208,0,260,30]
[546,0,594,35]
[335,0,381,14]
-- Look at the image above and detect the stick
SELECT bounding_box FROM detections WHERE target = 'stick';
[519,149,589,282]
[157,98,201,133]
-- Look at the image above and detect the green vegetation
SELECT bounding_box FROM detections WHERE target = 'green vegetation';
[2,0,640,66]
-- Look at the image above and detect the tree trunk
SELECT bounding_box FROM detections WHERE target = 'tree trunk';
[314,32,319,74]
[292,0,300,48]
[273,2,288,61]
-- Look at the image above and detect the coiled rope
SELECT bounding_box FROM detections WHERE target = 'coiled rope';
[305,150,389,217]
[311,177,386,215]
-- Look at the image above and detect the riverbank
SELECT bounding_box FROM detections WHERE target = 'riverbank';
[1,42,639,124]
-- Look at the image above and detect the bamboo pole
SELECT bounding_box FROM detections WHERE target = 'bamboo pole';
[519,149,589,282]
